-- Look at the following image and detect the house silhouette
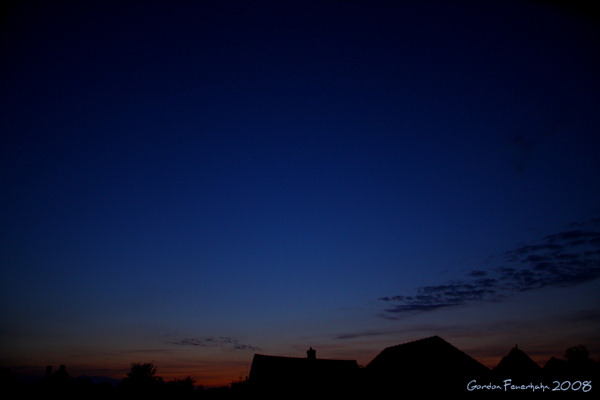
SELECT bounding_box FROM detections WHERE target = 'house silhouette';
[543,356,572,382]
[492,345,543,382]
[363,335,490,395]
[247,347,359,395]
[544,354,598,382]
[246,336,597,396]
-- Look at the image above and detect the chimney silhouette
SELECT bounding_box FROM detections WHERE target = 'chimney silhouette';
[307,347,316,360]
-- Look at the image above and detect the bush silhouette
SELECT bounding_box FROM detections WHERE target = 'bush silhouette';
[117,362,165,398]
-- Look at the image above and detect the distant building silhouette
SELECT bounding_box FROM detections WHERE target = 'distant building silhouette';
[493,345,543,382]
[248,347,359,394]
[543,356,570,379]
[544,351,599,382]
[364,335,490,395]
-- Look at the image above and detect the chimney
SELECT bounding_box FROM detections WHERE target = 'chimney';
[307,347,316,360]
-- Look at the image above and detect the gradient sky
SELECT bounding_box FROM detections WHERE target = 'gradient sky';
[1,0,599,387]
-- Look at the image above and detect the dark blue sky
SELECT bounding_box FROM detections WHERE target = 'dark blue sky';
[1,0,599,386]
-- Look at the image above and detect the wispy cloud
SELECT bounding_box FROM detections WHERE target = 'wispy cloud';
[168,336,261,352]
[380,219,600,317]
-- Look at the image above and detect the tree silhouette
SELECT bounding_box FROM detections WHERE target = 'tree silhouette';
[564,345,590,363]
[118,361,164,398]
[125,362,160,383]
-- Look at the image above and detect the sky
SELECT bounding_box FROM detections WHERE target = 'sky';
[1,0,599,387]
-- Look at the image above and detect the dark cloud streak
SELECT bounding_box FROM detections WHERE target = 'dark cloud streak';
[380,219,600,317]
[168,336,261,352]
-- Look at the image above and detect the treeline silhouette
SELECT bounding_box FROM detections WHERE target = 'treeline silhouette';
[1,338,598,399]
[0,362,243,400]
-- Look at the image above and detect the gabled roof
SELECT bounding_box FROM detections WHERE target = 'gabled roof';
[543,355,599,379]
[543,356,569,374]
[248,352,359,388]
[362,336,490,395]
[493,345,542,378]
[365,335,490,378]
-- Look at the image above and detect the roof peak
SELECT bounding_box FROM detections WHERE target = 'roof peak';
[384,335,446,349]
